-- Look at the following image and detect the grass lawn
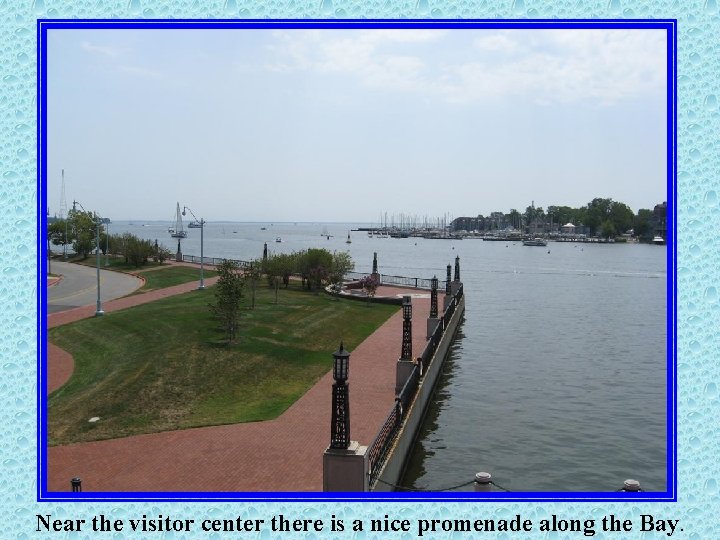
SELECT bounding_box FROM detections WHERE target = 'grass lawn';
[133,266,218,292]
[48,284,398,445]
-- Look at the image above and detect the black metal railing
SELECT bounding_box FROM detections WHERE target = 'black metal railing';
[344,272,448,291]
[367,365,420,488]
[183,254,253,269]
[367,400,402,488]
[366,282,465,490]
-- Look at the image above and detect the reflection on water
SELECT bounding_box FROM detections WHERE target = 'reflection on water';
[402,323,464,487]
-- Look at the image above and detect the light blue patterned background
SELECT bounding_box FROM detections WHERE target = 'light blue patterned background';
[1,0,716,538]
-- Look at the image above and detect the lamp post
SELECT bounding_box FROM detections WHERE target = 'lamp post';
[330,342,351,449]
[401,295,413,360]
[47,207,51,275]
[182,206,205,290]
[74,200,104,316]
[430,275,438,319]
[104,219,110,266]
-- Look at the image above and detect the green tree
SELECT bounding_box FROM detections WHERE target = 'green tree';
[609,201,634,235]
[600,220,617,239]
[57,209,104,259]
[117,232,156,267]
[210,260,245,343]
[329,251,355,298]
[244,260,262,309]
[633,208,654,239]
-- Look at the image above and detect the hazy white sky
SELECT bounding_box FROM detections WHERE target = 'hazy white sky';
[46,27,668,222]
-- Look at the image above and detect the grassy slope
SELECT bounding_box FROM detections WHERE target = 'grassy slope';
[48,285,397,445]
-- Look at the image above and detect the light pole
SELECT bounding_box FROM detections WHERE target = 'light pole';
[182,206,205,290]
[74,200,104,316]
[47,207,51,275]
[105,219,110,266]
[94,212,104,316]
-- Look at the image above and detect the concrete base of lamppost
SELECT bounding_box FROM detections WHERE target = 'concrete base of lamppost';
[323,441,368,492]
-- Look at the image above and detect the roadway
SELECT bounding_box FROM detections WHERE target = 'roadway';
[48,261,143,313]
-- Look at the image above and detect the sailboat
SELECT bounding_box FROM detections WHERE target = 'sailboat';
[169,202,187,238]
[346,231,352,244]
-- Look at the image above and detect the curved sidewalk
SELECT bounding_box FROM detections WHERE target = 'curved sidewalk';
[47,285,431,492]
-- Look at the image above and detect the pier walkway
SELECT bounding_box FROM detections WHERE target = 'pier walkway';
[46,278,431,492]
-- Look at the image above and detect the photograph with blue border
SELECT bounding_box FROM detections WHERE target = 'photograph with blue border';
[38,17,676,503]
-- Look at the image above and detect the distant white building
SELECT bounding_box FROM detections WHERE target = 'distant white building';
[561,222,576,234]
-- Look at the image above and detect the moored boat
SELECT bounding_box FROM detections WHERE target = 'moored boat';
[522,237,547,247]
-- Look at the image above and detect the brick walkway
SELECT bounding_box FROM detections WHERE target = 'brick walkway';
[47,284,432,492]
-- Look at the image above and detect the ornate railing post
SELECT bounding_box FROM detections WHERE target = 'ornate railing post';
[263,242,268,262]
[372,252,378,274]
[445,264,452,295]
[454,255,460,282]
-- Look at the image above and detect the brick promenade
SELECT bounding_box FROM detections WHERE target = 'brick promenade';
[47,279,431,492]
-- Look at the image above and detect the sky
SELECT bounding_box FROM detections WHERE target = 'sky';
[46,27,668,222]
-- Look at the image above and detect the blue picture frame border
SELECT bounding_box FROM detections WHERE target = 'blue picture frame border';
[37,17,677,503]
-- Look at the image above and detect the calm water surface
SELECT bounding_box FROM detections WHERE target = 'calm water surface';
[113,221,668,492]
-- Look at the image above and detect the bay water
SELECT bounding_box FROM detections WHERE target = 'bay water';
[111,220,668,492]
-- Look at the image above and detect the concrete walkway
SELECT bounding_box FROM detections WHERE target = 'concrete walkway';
[46,284,432,492]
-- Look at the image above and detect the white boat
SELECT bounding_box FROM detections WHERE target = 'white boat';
[652,236,666,245]
[169,203,187,238]
[522,237,547,247]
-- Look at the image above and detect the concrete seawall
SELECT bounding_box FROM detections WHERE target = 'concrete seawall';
[372,295,465,491]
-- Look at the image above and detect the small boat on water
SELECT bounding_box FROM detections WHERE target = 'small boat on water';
[652,236,666,245]
[275,237,282,243]
[188,221,202,228]
[523,237,547,247]
[261,227,267,230]
[169,202,187,238]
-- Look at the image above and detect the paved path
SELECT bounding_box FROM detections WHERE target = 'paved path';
[47,285,432,492]
[48,261,145,314]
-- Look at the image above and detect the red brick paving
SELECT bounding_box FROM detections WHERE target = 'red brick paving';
[46,283,433,492]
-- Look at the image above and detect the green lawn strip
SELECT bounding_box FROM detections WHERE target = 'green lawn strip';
[48,285,398,445]
[134,266,218,292]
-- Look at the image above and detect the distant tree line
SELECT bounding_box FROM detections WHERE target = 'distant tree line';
[452,197,667,240]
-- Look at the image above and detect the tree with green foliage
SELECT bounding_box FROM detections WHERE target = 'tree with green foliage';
[50,209,104,259]
[244,260,262,309]
[633,208,654,239]
[329,251,354,298]
[210,259,245,343]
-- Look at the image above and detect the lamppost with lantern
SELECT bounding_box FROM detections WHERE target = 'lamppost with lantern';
[182,206,205,290]
[330,342,351,449]
[73,200,105,316]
